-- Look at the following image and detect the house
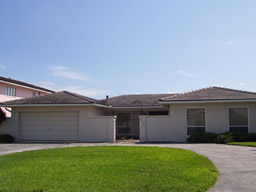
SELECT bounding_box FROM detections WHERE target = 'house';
[0,76,54,116]
[1,86,256,143]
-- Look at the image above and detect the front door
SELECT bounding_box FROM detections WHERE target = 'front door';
[116,113,131,137]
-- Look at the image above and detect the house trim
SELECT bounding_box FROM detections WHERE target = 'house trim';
[0,103,111,108]
[110,106,167,109]
[159,99,256,104]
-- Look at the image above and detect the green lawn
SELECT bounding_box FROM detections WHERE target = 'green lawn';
[228,142,256,147]
[0,146,218,192]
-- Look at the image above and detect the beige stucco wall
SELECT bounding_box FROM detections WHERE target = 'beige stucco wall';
[140,102,256,142]
[140,115,187,142]
[181,102,256,134]
[0,106,116,143]
[85,116,116,142]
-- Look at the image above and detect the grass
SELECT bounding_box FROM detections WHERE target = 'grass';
[0,146,218,192]
[228,141,256,147]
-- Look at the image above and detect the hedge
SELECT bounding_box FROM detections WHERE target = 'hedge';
[187,132,256,144]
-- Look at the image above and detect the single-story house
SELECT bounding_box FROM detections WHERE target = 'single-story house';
[1,86,256,143]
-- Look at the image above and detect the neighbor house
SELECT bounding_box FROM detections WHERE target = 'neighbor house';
[1,86,256,143]
[0,76,54,116]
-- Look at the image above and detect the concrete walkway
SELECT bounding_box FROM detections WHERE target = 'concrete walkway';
[0,143,256,192]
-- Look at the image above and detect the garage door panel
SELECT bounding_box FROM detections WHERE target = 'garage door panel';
[20,114,78,121]
[20,113,78,119]
[20,129,77,134]
[20,112,79,141]
[20,121,78,127]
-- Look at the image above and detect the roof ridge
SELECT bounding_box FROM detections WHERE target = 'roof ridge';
[109,93,176,99]
[63,91,96,103]
[1,90,61,104]
[160,86,256,102]
[0,76,55,93]
[212,86,256,95]
[160,87,212,100]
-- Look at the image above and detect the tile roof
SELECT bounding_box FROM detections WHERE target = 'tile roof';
[0,76,54,93]
[1,92,176,107]
[2,91,98,105]
[3,86,256,107]
[103,94,177,107]
[160,87,256,102]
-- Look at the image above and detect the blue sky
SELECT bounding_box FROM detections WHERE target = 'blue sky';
[0,0,256,98]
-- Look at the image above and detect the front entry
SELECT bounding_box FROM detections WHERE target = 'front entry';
[116,113,132,138]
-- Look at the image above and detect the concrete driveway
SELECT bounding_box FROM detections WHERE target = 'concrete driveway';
[0,143,256,192]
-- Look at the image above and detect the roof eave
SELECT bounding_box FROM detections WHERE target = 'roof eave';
[110,105,166,109]
[0,80,54,93]
[0,103,111,108]
[158,99,256,104]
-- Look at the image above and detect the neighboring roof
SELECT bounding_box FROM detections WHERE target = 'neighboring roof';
[103,94,177,107]
[1,91,98,105]
[0,76,54,93]
[160,87,256,103]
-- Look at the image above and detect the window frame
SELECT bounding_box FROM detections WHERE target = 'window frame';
[228,106,249,133]
[6,86,16,97]
[186,107,207,136]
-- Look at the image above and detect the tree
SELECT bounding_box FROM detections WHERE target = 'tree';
[0,108,6,124]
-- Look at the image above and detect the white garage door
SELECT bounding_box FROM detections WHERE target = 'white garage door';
[20,112,79,141]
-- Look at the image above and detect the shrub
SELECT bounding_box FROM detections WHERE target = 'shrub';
[216,132,237,144]
[0,134,14,143]
[245,133,256,141]
[216,132,256,143]
[233,133,256,142]
[0,108,6,124]
[187,132,217,143]
[188,132,256,144]
[120,136,126,140]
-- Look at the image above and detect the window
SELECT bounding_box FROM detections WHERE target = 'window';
[6,87,16,96]
[32,92,36,97]
[229,107,248,133]
[187,108,206,135]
